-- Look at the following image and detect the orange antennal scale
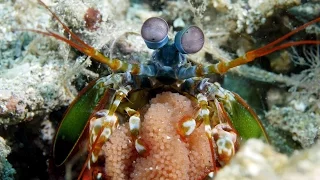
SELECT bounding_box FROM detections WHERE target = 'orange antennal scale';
[23,29,89,53]
[203,17,320,75]
[253,17,320,55]
[254,40,320,57]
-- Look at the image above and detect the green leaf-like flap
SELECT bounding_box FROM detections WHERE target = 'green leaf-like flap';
[227,93,268,141]
[53,79,112,166]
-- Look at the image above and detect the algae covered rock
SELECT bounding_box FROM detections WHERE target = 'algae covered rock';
[216,139,320,180]
[0,136,15,180]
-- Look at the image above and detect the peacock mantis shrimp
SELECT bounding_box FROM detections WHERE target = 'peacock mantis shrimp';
[27,1,320,179]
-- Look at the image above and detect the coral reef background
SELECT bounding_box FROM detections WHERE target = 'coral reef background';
[0,0,320,179]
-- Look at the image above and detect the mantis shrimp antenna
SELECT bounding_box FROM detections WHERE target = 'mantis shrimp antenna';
[200,17,320,75]
[31,0,143,75]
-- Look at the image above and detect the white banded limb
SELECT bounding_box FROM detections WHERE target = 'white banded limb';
[124,107,148,156]
[193,93,237,174]
[87,87,130,169]
[212,123,237,166]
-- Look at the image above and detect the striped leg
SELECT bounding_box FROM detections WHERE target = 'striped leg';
[171,90,217,175]
[78,86,131,180]
[176,79,239,174]
[212,123,237,166]
[197,81,239,165]
[176,116,196,139]
[195,93,217,173]
[88,87,131,167]
[211,98,238,166]
[124,107,148,156]
[193,93,238,177]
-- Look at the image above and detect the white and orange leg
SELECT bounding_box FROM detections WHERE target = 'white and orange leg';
[176,115,197,139]
[209,97,238,167]
[212,123,237,166]
[176,94,209,139]
[174,92,217,176]
[124,107,149,156]
[190,93,237,177]
[196,93,218,173]
[78,86,131,180]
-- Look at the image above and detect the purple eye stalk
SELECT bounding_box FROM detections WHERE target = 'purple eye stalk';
[141,17,169,49]
[174,26,204,54]
[141,17,204,56]
[141,17,204,54]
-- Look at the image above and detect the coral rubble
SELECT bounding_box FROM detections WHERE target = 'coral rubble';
[0,0,144,125]
[215,139,320,180]
[0,136,15,180]
[210,0,300,34]
[266,106,320,149]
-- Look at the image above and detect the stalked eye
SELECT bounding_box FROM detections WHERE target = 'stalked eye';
[141,17,169,49]
[174,26,204,54]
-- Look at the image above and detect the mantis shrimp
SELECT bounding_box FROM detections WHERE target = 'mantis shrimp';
[28,1,320,179]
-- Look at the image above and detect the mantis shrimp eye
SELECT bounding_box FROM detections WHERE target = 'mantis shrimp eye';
[141,17,169,49]
[174,26,204,54]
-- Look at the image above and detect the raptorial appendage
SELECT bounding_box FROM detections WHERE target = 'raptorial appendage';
[171,79,236,175]
[125,107,148,156]
[79,73,134,179]
[174,78,269,175]
[212,123,237,166]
